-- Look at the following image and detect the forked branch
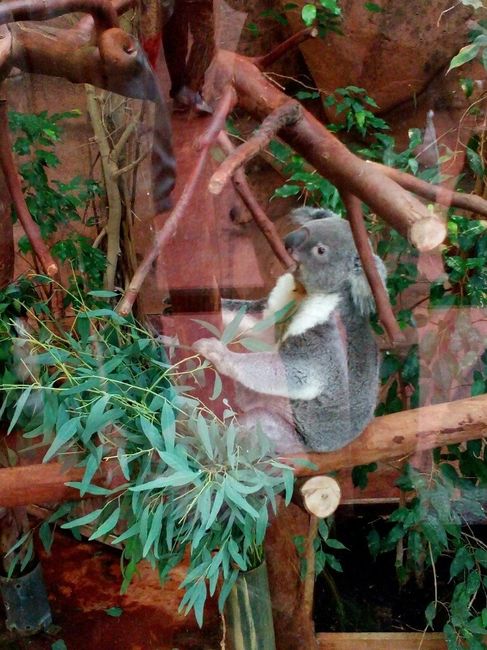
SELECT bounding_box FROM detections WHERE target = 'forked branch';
[209,101,301,195]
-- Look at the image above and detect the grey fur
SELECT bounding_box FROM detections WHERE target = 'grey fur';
[194,209,386,453]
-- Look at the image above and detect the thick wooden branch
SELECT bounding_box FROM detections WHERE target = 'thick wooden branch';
[205,51,449,251]
[209,101,301,195]
[343,192,401,344]
[286,394,487,478]
[367,161,487,218]
[253,27,318,70]
[0,0,119,31]
[1,395,486,508]
[217,132,295,269]
[0,101,58,278]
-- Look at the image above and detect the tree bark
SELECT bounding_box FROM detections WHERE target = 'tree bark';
[1,394,486,508]
[204,50,447,252]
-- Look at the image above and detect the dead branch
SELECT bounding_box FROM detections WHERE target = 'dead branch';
[209,101,302,195]
[0,100,58,278]
[218,131,294,269]
[253,27,319,71]
[1,393,486,508]
[343,192,402,344]
[204,50,450,251]
[367,161,487,218]
[86,85,124,291]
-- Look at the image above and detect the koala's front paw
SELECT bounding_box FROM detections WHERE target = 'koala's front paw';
[193,338,228,371]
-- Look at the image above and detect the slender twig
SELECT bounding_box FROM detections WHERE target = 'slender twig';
[209,101,301,195]
[252,27,318,70]
[195,84,237,151]
[0,100,58,278]
[342,192,402,344]
[117,88,237,316]
[302,515,318,621]
[367,161,487,218]
[218,132,294,269]
[112,149,148,178]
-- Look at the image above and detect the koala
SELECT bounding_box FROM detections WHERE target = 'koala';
[194,208,386,453]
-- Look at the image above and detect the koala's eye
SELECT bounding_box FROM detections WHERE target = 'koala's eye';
[313,243,328,257]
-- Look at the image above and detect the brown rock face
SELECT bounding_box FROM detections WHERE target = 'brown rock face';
[281,0,479,112]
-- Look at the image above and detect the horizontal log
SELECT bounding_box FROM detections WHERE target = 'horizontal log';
[0,464,84,508]
[316,633,447,650]
[288,394,487,477]
[0,395,486,507]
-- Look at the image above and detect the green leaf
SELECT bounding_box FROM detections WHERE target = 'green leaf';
[274,184,301,198]
[140,416,164,451]
[192,319,222,338]
[89,506,120,540]
[143,502,164,557]
[364,2,383,12]
[87,290,118,298]
[7,385,33,434]
[196,414,213,459]
[221,305,247,345]
[44,417,80,462]
[61,508,103,530]
[217,568,239,611]
[105,607,123,617]
[448,41,481,72]
[224,480,259,518]
[51,641,68,650]
[425,601,437,627]
[326,538,347,550]
[210,372,223,400]
[238,338,275,352]
[130,471,200,491]
[301,4,317,26]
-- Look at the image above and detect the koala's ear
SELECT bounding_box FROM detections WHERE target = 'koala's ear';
[349,254,388,316]
[290,207,339,225]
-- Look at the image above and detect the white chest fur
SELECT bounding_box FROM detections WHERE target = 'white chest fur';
[266,273,340,340]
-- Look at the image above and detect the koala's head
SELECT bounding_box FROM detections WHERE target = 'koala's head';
[284,208,357,294]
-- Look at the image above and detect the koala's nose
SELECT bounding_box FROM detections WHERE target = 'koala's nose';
[284,228,308,252]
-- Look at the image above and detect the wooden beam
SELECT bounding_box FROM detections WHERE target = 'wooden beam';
[287,394,487,477]
[0,394,486,507]
[316,633,447,649]
[0,464,84,508]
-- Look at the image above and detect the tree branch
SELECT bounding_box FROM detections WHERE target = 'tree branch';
[285,394,487,478]
[0,0,119,32]
[367,160,487,218]
[117,87,237,316]
[252,27,318,70]
[209,101,301,195]
[342,192,402,344]
[1,394,486,508]
[204,51,451,251]
[218,132,294,269]
[0,100,58,278]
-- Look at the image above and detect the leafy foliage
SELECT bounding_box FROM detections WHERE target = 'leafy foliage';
[0,296,295,624]
[368,456,487,648]
[9,110,105,294]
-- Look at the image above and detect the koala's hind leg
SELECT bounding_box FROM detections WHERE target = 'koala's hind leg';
[239,407,306,454]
